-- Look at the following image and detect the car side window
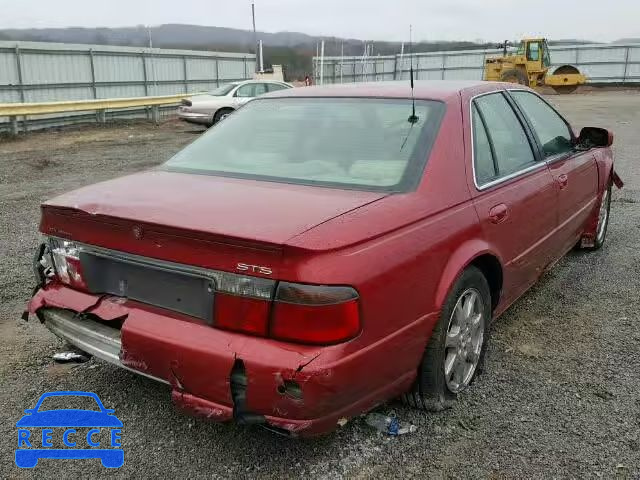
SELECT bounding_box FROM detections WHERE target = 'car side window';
[510,91,573,157]
[267,83,288,92]
[474,93,536,180]
[235,84,255,98]
[472,104,497,185]
[253,83,268,96]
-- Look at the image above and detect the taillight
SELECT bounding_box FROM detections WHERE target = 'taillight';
[49,238,87,290]
[271,283,360,345]
[44,238,361,345]
[212,274,274,336]
[214,294,270,336]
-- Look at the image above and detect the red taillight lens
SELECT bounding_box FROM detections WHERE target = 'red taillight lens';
[214,293,270,336]
[271,283,360,345]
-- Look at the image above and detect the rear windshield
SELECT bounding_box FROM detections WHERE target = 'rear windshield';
[165,97,445,192]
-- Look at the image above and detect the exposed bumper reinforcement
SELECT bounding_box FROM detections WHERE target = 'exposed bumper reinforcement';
[42,309,167,384]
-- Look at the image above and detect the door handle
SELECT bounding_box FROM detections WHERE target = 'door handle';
[489,204,508,224]
[557,174,569,189]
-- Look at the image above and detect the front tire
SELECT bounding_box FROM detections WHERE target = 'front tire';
[402,266,491,411]
[583,182,612,250]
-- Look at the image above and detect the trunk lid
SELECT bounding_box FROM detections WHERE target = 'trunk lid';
[41,170,386,276]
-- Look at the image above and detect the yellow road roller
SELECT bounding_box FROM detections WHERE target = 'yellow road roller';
[484,38,586,94]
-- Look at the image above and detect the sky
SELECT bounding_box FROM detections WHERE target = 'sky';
[0,0,637,43]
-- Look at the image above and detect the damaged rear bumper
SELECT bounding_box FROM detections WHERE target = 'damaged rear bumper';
[30,286,428,437]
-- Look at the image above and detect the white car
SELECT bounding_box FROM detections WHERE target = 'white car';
[178,80,292,126]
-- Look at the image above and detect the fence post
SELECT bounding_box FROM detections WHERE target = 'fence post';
[141,52,151,120]
[10,116,18,136]
[14,46,26,132]
[441,54,446,80]
[88,49,98,99]
[182,56,189,93]
[393,54,398,80]
[623,46,630,83]
[243,57,247,79]
[96,110,106,124]
[215,58,220,87]
[141,52,149,96]
[151,106,159,125]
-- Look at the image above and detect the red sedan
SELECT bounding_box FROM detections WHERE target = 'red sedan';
[27,81,621,436]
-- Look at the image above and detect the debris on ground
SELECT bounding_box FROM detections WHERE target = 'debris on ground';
[52,351,91,363]
[365,412,417,435]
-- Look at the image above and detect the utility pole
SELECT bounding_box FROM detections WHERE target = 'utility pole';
[252,2,258,74]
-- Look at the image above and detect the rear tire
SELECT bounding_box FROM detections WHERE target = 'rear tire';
[500,68,529,86]
[402,266,491,411]
[213,108,234,125]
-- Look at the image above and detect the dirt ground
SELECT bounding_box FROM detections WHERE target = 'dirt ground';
[1,92,639,479]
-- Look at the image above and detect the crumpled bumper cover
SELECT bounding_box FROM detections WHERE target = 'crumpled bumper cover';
[28,284,430,436]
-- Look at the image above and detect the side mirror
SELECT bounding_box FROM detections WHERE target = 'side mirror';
[577,127,613,149]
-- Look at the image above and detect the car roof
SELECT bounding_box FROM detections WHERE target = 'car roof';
[263,80,499,101]
[236,79,289,85]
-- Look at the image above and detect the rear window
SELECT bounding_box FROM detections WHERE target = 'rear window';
[164,98,445,192]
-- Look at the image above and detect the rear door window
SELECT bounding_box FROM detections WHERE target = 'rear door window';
[253,83,268,96]
[472,104,497,185]
[267,83,289,92]
[510,91,574,158]
[235,84,255,98]
[473,92,536,181]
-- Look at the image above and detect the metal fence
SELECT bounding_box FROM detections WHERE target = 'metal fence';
[314,43,640,85]
[0,41,256,131]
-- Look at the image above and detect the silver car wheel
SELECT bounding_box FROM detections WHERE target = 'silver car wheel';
[596,187,610,244]
[444,288,485,393]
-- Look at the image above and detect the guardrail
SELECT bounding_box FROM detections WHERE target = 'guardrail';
[0,93,192,135]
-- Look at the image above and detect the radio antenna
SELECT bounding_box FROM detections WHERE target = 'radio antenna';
[408,24,418,124]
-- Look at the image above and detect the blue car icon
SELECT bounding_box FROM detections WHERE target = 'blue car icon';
[15,391,123,468]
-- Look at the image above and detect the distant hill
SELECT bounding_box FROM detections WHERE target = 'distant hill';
[0,24,607,79]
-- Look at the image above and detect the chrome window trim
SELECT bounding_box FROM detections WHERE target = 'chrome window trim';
[469,90,544,191]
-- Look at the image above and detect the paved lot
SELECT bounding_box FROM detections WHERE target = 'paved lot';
[1,92,639,479]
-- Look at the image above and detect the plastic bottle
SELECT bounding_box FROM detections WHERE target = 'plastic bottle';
[365,413,417,435]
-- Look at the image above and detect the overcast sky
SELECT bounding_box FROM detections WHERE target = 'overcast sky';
[0,0,637,43]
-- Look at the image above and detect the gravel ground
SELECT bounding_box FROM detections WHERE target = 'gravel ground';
[1,92,639,479]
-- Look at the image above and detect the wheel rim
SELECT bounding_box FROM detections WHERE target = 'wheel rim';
[444,288,485,393]
[596,188,610,243]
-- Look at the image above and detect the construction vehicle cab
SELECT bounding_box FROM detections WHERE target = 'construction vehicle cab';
[484,38,586,94]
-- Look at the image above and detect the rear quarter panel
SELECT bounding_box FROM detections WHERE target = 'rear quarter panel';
[284,93,487,382]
